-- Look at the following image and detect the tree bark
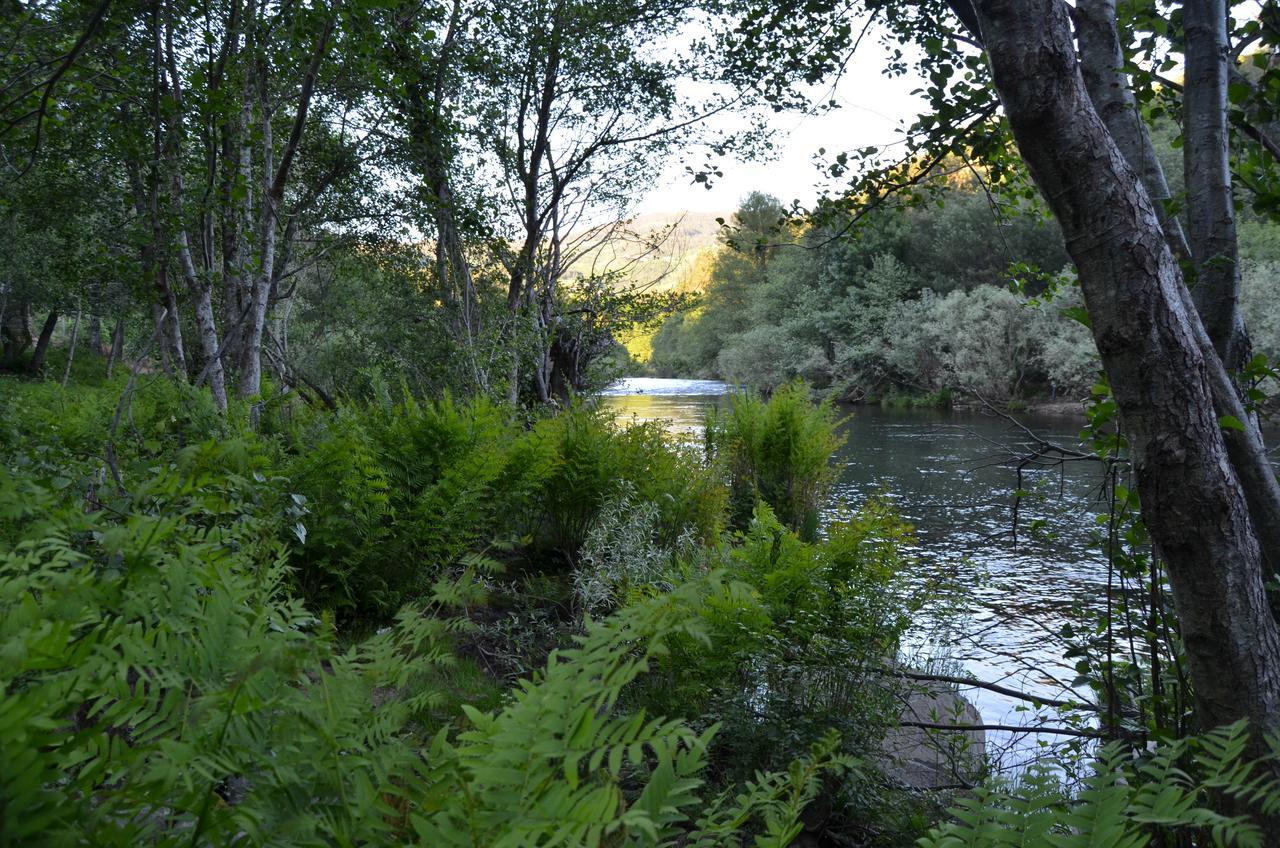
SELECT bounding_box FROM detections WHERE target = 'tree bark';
[1075,0,1190,259]
[176,229,229,411]
[972,0,1280,745]
[87,314,104,356]
[152,287,187,379]
[1,298,32,368]
[1182,0,1248,374]
[1073,0,1280,597]
[239,84,273,398]
[160,8,229,412]
[27,308,58,375]
[106,313,125,380]
[239,17,333,399]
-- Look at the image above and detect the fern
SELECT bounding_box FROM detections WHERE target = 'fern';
[0,448,449,846]
[1,449,850,847]
[918,721,1280,848]
[411,576,852,847]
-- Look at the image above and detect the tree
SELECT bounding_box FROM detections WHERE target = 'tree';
[720,0,1280,748]
[474,0,733,402]
[954,0,1280,753]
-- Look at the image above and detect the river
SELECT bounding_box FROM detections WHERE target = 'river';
[601,376,1117,771]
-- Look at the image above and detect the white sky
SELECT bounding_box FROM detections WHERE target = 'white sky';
[635,38,927,215]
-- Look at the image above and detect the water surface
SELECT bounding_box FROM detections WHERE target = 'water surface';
[600,377,1113,769]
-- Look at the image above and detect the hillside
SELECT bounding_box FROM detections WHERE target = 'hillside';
[564,210,727,291]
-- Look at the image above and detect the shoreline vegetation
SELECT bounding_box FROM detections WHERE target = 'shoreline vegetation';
[9,0,1280,843]
[1,368,995,844]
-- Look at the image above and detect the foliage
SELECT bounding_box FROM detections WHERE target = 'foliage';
[634,502,914,837]
[271,394,723,623]
[0,444,455,846]
[0,377,725,630]
[280,394,536,622]
[416,575,854,846]
[649,185,1103,401]
[573,480,693,613]
[0,436,854,847]
[882,286,1040,400]
[705,382,841,540]
[920,721,1280,848]
[535,404,725,561]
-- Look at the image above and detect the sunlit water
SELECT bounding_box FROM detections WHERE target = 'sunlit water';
[600,377,1117,770]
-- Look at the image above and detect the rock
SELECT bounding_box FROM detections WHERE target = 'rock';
[881,680,985,789]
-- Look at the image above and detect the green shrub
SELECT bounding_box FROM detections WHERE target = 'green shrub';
[0,445,455,846]
[631,501,913,840]
[705,381,842,541]
[282,395,549,625]
[876,387,953,409]
[417,576,854,846]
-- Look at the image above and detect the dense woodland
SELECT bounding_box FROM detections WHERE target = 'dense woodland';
[8,0,1280,845]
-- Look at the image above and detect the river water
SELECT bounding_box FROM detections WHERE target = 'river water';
[601,377,1115,770]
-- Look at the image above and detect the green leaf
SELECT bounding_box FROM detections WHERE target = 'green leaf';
[1219,415,1246,432]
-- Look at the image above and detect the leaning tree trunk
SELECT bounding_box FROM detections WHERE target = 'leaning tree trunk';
[106,314,125,380]
[176,229,229,412]
[1182,0,1249,375]
[972,0,1280,745]
[1072,0,1280,601]
[61,307,81,387]
[27,309,58,375]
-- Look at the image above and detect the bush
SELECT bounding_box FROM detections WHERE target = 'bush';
[573,480,694,613]
[921,721,1280,847]
[705,381,841,541]
[0,445,454,846]
[883,286,1038,400]
[632,502,914,839]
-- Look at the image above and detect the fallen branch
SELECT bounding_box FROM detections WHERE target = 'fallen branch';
[898,720,1100,738]
[885,669,1100,712]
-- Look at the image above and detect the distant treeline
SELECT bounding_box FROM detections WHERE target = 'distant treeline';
[647,175,1280,404]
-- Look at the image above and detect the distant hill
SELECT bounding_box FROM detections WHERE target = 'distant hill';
[565,210,728,292]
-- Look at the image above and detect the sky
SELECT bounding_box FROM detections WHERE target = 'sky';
[635,36,927,216]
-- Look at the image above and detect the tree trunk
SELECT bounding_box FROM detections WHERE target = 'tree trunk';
[1,298,32,368]
[1182,0,1248,374]
[226,56,255,369]
[972,0,1280,745]
[1073,0,1280,597]
[106,314,125,380]
[154,271,187,379]
[176,229,229,411]
[27,309,58,375]
[1074,0,1190,258]
[61,307,81,386]
[87,314,104,356]
[239,92,273,398]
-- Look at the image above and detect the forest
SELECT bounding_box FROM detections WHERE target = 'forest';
[6,0,1280,846]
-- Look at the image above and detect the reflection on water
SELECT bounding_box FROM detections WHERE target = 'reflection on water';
[599,378,1111,769]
